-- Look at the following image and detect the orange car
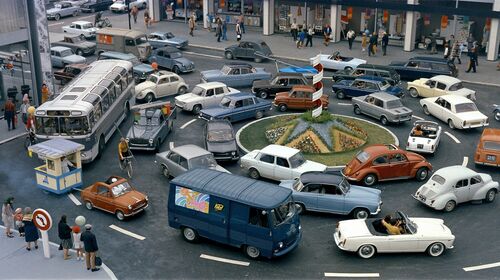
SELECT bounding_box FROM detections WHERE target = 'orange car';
[343,144,432,186]
[475,128,500,167]
[273,85,329,112]
[81,176,148,220]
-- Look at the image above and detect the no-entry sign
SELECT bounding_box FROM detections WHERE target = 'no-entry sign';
[33,209,52,231]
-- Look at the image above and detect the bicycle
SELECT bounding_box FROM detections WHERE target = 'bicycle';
[24,128,36,150]
[119,155,134,178]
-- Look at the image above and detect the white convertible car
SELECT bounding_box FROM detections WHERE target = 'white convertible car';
[334,211,455,259]
[406,121,442,154]
[420,95,489,129]
[311,52,366,71]
[407,75,476,100]
[414,166,499,212]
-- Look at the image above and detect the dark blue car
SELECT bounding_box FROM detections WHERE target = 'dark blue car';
[199,93,272,122]
[389,56,458,80]
[332,76,405,99]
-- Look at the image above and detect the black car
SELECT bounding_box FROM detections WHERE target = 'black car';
[80,0,114,13]
[332,64,401,86]
[389,56,458,80]
[204,119,239,161]
[251,72,308,99]
[224,40,273,63]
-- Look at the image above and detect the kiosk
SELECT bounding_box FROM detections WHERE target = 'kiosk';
[28,139,84,194]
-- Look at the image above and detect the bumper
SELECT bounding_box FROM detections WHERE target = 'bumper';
[406,145,435,154]
[371,202,383,215]
[411,194,435,208]
[125,203,149,217]
[333,231,348,251]
[391,115,412,123]
[474,161,500,167]
[129,142,156,151]
[459,122,489,129]
[212,152,239,161]
[273,230,302,257]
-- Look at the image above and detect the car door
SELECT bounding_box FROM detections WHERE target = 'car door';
[388,153,411,178]
[228,68,241,87]
[371,155,392,180]
[236,98,254,121]
[402,61,418,80]
[94,184,111,210]
[168,75,181,96]
[364,81,379,95]
[156,76,170,98]
[256,153,276,179]
[165,151,183,177]
[241,67,255,87]
[288,90,305,109]
[204,87,218,107]
[348,80,365,97]
[317,184,345,213]
[368,97,384,119]
[429,97,445,120]
[387,231,421,252]
[162,52,174,70]
[208,196,230,244]
[298,184,320,210]
[417,61,434,78]
[303,91,314,109]
[453,178,470,203]
[434,82,447,96]
[468,176,483,201]
[273,156,293,180]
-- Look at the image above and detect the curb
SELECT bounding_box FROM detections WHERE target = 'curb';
[0,131,27,145]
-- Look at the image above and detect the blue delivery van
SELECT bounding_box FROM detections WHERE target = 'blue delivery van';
[168,168,302,259]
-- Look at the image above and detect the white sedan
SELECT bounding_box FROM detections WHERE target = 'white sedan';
[334,211,455,259]
[407,75,476,100]
[135,71,188,102]
[414,166,499,212]
[406,121,442,154]
[110,0,147,12]
[62,21,98,39]
[310,52,366,71]
[174,82,240,115]
[420,94,489,129]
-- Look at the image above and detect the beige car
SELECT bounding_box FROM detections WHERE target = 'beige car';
[407,75,476,100]
[135,71,188,102]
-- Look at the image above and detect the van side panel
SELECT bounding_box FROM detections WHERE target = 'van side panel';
[207,197,230,244]
[228,202,248,247]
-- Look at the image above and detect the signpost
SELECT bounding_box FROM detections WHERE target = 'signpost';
[32,208,52,259]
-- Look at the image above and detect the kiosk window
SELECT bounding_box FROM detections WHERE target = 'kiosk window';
[249,207,269,228]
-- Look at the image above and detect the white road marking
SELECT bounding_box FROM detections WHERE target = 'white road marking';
[462,156,469,167]
[337,103,351,106]
[169,142,174,149]
[109,225,146,240]
[184,51,222,59]
[412,115,424,120]
[444,131,461,144]
[48,22,65,27]
[0,132,27,145]
[67,193,81,206]
[324,272,380,278]
[180,119,197,129]
[199,254,250,266]
[463,262,500,272]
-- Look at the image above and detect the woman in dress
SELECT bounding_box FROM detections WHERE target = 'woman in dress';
[23,207,39,251]
[2,197,15,238]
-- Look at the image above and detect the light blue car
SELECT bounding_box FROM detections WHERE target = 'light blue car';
[201,63,272,88]
[279,171,382,219]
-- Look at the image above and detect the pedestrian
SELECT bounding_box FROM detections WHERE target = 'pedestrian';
[4,98,16,131]
[144,8,151,28]
[23,207,39,251]
[20,94,30,125]
[347,29,355,50]
[290,19,298,41]
[450,41,462,64]
[361,33,367,52]
[81,224,100,272]
[305,26,314,47]
[215,17,222,42]
[41,83,50,103]
[2,197,15,238]
[430,33,437,54]
[368,32,377,56]
[151,61,158,72]
[130,5,138,24]
[221,19,227,41]
[236,20,242,41]
[14,208,24,237]
[297,29,306,48]
[238,14,245,34]
[323,24,332,46]
[465,43,478,73]
[58,215,73,260]
[72,225,84,261]
[188,15,195,36]
[381,32,389,56]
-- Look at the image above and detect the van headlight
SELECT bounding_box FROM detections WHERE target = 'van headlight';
[278,242,284,248]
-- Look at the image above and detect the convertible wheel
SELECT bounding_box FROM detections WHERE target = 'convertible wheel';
[448,119,456,130]
[244,245,261,259]
[423,105,430,115]
[427,242,445,257]
[409,87,419,98]
[415,167,429,181]
[444,200,456,212]
[357,244,376,259]
[363,174,377,186]
[353,208,369,219]
[484,189,497,203]
[353,105,361,115]
[336,90,345,99]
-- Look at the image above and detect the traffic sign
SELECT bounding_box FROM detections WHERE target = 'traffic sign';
[33,209,52,231]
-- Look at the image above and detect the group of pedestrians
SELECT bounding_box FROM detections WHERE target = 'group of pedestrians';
[2,197,39,249]
[130,6,152,29]
[214,16,228,42]
[444,34,479,73]
[293,26,314,48]
[3,93,35,132]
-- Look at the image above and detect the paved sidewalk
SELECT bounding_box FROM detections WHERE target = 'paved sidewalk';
[0,112,27,145]
[0,226,115,279]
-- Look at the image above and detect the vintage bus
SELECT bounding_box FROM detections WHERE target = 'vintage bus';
[34,60,135,163]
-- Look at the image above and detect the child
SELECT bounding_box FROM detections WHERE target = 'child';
[14,208,24,237]
[72,225,84,261]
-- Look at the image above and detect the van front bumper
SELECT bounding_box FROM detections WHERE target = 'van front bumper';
[273,230,302,257]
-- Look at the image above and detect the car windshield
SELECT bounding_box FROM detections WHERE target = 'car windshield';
[339,178,350,193]
[386,99,403,109]
[54,4,62,8]
[431,174,446,185]
[60,49,73,57]
[397,211,417,234]
[272,198,296,227]
[455,102,478,113]
[165,32,175,39]
[111,182,132,197]
[356,151,370,163]
[220,97,232,108]
[208,129,234,142]
[484,141,500,151]
[189,154,217,169]
[289,152,306,168]
[379,80,390,91]
[169,52,182,59]
[221,65,232,75]
[448,82,464,91]
[147,75,158,83]
[191,86,204,96]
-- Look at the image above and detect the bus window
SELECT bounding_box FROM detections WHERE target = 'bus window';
[60,117,90,135]
[88,111,95,129]
[115,84,122,96]
[35,117,59,135]
[93,103,102,122]
[101,93,110,112]
[108,84,116,103]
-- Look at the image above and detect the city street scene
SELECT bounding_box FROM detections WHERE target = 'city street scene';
[1,0,500,279]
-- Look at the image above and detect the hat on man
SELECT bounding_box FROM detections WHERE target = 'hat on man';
[85,224,92,230]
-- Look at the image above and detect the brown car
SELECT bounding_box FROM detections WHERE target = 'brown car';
[54,63,88,85]
[475,128,500,167]
[81,176,148,220]
[273,85,329,112]
[343,144,432,186]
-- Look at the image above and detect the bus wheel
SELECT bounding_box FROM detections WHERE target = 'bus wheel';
[182,227,199,242]
[97,135,105,159]
[244,245,261,259]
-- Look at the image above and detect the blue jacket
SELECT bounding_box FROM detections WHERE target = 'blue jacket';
[299,31,306,41]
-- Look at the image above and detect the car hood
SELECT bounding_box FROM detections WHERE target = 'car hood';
[455,110,487,120]
[175,57,194,66]
[451,88,475,98]
[134,64,154,74]
[338,219,372,238]
[275,92,289,99]
[168,37,188,45]
[294,160,327,173]
[135,81,155,93]
[113,191,147,207]
[411,218,453,236]
[386,86,404,95]
[206,140,237,153]
[345,185,381,203]
[200,106,229,117]
[252,79,272,88]
[343,159,363,176]
[64,55,86,63]
[175,93,202,104]
[126,124,160,140]
[201,70,223,79]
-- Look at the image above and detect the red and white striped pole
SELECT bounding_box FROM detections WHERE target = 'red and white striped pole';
[310,54,324,118]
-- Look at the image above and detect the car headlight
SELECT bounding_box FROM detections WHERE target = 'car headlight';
[128,205,132,210]
[145,196,149,201]
[231,151,236,155]
[149,139,154,144]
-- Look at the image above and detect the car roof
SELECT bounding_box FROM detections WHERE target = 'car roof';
[370,91,400,101]
[357,64,394,71]
[207,119,233,130]
[356,76,386,82]
[431,75,461,84]
[171,144,211,159]
[291,85,315,92]
[71,21,92,25]
[480,128,500,141]
[196,82,228,89]
[99,51,136,59]
[362,144,400,155]
[225,62,253,68]
[300,171,343,185]
[171,169,291,209]
[156,46,181,53]
[51,46,71,51]
[438,94,474,104]
[434,165,476,178]
[260,144,299,158]
[152,70,176,77]
[411,56,449,63]
[224,92,257,100]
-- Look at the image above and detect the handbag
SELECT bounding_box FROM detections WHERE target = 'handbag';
[58,243,63,250]
[95,255,102,267]
[236,34,241,39]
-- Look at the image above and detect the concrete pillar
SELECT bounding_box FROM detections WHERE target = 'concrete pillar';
[330,4,342,42]
[203,0,209,29]
[404,0,419,52]
[486,0,500,61]
[148,0,159,22]
[263,0,274,35]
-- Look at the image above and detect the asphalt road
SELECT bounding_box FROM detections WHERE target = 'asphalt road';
[2,40,500,279]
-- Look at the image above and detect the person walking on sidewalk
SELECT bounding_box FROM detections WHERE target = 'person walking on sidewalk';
[361,33,367,52]
[58,215,73,260]
[188,15,195,36]
[238,14,245,34]
[81,224,100,272]
[236,21,242,41]
[72,225,84,261]
[305,26,314,47]
[215,17,222,42]
[4,98,16,131]
[23,207,39,251]
[222,19,227,41]
[323,24,332,46]
[465,43,478,73]
[20,94,30,125]
[296,29,306,48]
[144,8,151,28]
[130,6,138,24]
[290,19,298,41]
[2,197,15,238]
[450,41,462,64]
[347,29,355,50]
[368,32,377,56]
[381,32,389,56]
[41,83,50,103]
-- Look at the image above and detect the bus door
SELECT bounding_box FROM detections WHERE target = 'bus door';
[208,197,229,244]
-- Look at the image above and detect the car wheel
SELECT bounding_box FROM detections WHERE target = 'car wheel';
[357,244,376,259]
[363,174,377,186]
[248,168,260,179]
[254,57,262,63]
[415,167,429,181]
[55,14,61,21]
[495,110,500,121]
[448,119,455,129]
[427,242,445,257]
[162,165,170,178]
[177,86,187,95]
[192,104,202,115]
[225,51,234,59]
[423,105,430,115]
[182,227,199,242]
[133,73,140,83]
[278,104,288,112]
[145,93,155,103]
[353,208,369,219]
[409,87,419,98]
[258,91,268,99]
[244,245,261,259]
[444,200,456,212]
[353,105,361,115]
[344,66,353,71]
[336,90,345,99]
[85,201,93,210]
[115,210,125,221]
[173,66,180,74]
[484,189,497,203]
[90,8,96,13]
[295,203,305,214]
[380,116,388,125]
[255,111,264,119]
[76,49,84,56]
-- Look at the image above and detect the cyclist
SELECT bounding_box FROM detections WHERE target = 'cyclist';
[118,137,131,165]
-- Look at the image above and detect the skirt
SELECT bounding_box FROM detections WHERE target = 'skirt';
[61,238,72,249]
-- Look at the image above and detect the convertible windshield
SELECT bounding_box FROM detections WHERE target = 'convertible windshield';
[189,155,217,169]
[289,152,306,168]
[386,99,403,109]
[379,80,390,91]
[455,102,478,113]
[272,198,296,226]
[356,151,370,163]
[431,174,446,185]
[221,65,232,75]
[111,182,132,197]
[191,86,204,96]
[208,129,234,142]
[398,211,417,234]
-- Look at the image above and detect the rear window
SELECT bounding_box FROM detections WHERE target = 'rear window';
[432,63,450,72]
[484,141,500,151]
[431,174,446,185]
[448,82,464,91]
[455,102,477,113]
[386,99,403,109]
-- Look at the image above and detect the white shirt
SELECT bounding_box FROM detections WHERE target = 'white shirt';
[291,22,297,29]
[61,158,74,173]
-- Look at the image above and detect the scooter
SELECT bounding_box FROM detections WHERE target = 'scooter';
[95,12,112,28]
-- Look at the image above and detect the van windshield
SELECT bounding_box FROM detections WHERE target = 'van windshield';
[272,198,296,227]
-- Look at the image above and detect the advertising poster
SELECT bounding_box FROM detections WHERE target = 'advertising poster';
[175,186,210,213]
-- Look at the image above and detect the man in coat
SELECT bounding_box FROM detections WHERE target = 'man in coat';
[81,224,99,272]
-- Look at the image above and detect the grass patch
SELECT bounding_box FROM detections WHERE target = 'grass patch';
[300,110,334,123]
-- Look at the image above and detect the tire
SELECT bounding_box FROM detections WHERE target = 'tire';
[85,201,93,210]
[344,66,353,71]
[443,200,456,212]
[494,110,500,121]
[192,104,202,115]
[97,135,105,159]
[182,227,199,242]
[336,90,345,99]
[255,111,264,119]
[258,91,268,99]
[278,104,288,112]
[133,73,140,83]
[353,105,361,115]
[427,242,445,257]
[115,210,125,221]
[409,87,419,98]
[225,51,234,59]
[145,93,155,103]
[162,165,170,178]
[484,189,496,203]
[448,119,455,130]
[423,105,430,115]
[415,167,429,182]
[79,34,85,40]
[295,203,305,214]
[254,57,262,63]
[380,116,388,125]
[244,245,261,259]
[248,168,260,179]
[173,66,180,74]
[363,174,377,186]
[76,49,84,56]
[177,86,187,95]
[72,10,78,17]
[55,14,61,21]
[357,244,376,259]
[353,208,369,219]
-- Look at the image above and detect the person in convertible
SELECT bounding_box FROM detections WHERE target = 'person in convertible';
[381,215,403,235]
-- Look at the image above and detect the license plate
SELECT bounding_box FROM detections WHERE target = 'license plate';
[417,144,424,149]
[419,194,426,202]
[487,155,496,161]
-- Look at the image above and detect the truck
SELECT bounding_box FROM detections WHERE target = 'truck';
[96,28,152,61]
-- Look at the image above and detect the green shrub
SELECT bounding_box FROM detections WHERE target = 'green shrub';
[300,111,334,123]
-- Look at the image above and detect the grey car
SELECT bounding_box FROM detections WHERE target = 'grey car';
[98,51,154,82]
[51,36,96,56]
[352,92,413,125]
[155,144,229,178]
[149,47,195,74]
[201,63,272,88]
[147,32,189,49]
[50,46,86,68]
[204,119,239,161]
[46,2,80,20]
[224,40,273,63]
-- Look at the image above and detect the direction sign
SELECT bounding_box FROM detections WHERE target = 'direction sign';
[33,208,52,231]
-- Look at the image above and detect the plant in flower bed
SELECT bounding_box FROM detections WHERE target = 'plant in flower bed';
[291,134,322,153]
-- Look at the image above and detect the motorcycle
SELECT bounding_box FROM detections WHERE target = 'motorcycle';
[95,12,112,28]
